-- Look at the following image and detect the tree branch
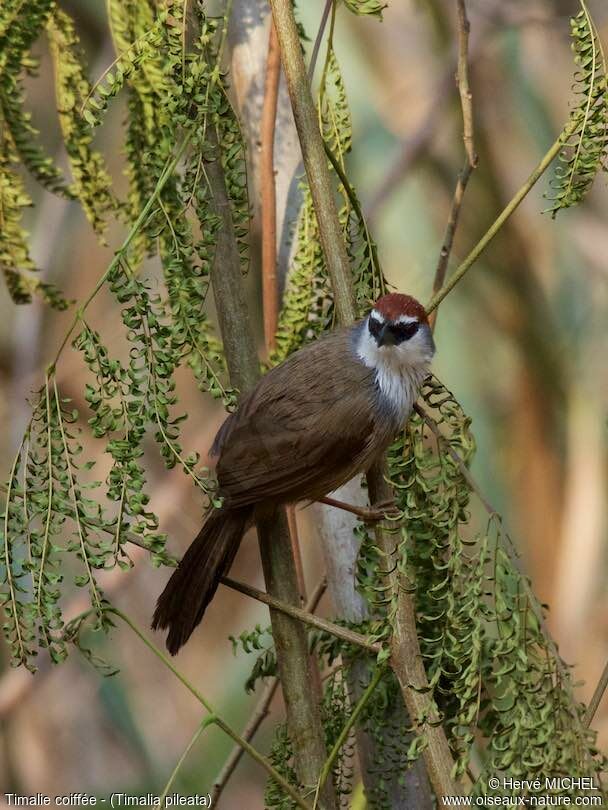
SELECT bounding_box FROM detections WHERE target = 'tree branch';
[366,461,463,798]
[270,0,357,325]
[104,608,311,810]
[584,659,608,728]
[429,0,477,331]
[204,128,337,808]
[269,0,459,799]
[425,117,578,314]
[211,577,327,806]
[261,20,281,354]
[221,576,380,655]
[308,0,334,84]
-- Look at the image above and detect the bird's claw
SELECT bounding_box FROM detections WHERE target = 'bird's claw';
[361,499,401,524]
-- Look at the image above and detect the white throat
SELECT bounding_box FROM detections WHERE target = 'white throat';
[355,320,433,422]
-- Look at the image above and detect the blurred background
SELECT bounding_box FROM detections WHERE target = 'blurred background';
[0,0,607,806]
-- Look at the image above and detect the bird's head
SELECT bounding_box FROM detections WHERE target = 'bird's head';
[358,293,435,372]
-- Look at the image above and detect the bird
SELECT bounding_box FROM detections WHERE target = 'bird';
[152,292,435,654]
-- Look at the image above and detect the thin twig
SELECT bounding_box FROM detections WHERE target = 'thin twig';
[158,715,215,808]
[308,0,334,84]
[456,1,476,169]
[414,403,495,516]
[49,136,191,368]
[104,608,311,810]
[211,578,327,806]
[584,659,608,728]
[221,576,381,655]
[323,142,385,298]
[429,0,477,332]
[261,20,281,353]
[425,116,579,314]
[312,666,386,810]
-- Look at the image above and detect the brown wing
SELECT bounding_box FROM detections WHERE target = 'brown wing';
[213,326,380,508]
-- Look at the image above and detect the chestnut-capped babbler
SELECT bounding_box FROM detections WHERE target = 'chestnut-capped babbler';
[153,293,435,653]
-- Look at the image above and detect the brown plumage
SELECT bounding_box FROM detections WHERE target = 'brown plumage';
[153,294,435,654]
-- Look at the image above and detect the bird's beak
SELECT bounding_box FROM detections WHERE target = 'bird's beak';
[376,325,396,347]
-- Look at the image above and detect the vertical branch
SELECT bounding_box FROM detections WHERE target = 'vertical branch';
[456,0,476,169]
[260,20,307,602]
[261,21,281,354]
[256,511,335,809]
[429,0,477,331]
[204,130,336,809]
[308,0,334,84]
[366,464,462,800]
[286,506,307,601]
[269,0,460,800]
[269,0,357,325]
[314,482,434,809]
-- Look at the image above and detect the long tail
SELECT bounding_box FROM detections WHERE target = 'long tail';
[152,506,252,654]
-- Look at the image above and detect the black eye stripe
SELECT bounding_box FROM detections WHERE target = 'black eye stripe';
[368,317,382,337]
[392,322,419,341]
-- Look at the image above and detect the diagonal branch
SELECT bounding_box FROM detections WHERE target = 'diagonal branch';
[269,0,357,325]
[104,608,311,810]
[425,115,579,314]
[221,576,381,655]
[584,659,608,728]
[312,665,386,810]
[308,0,334,84]
[429,0,477,331]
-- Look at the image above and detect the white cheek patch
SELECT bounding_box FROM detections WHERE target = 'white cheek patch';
[356,321,434,422]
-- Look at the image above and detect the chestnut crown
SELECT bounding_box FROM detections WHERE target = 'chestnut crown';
[367,293,429,348]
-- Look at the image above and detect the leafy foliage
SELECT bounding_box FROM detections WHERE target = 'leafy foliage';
[0,2,242,669]
[230,623,277,693]
[0,1,606,807]
[258,380,604,807]
[547,1,608,215]
[341,0,386,19]
[0,110,70,309]
[46,8,121,237]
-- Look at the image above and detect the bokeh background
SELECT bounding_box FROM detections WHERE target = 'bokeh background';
[0,0,607,806]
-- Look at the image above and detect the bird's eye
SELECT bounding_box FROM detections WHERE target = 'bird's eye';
[368,316,382,337]
[392,321,419,342]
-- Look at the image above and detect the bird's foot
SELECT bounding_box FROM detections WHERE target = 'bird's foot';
[318,496,401,523]
[362,498,401,524]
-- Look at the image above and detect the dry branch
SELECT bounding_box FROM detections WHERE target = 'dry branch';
[429,0,477,331]
[221,576,380,654]
[425,117,577,314]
